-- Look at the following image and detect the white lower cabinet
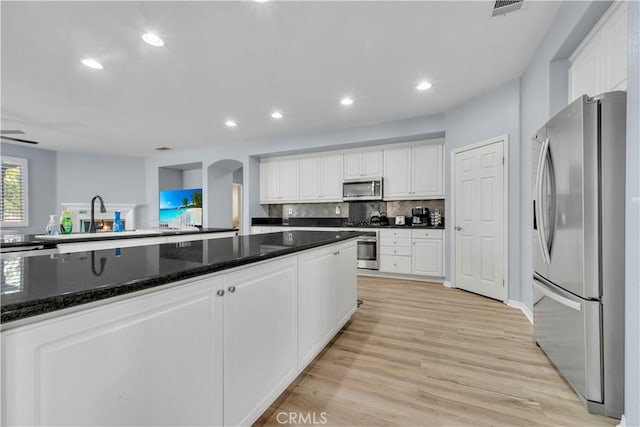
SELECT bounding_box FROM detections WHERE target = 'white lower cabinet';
[298,241,357,367]
[223,258,298,426]
[2,277,225,427]
[1,240,358,427]
[379,228,444,277]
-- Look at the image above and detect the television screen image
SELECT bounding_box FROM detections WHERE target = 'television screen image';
[159,188,203,227]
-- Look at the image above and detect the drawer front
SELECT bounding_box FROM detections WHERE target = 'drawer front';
[379,229,412,239]
[379,237,411,248]
[379,255,412,274]
[411,229,443,240]
[380,246,412,256]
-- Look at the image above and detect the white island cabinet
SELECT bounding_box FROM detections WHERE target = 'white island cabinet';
[1,239,358,427]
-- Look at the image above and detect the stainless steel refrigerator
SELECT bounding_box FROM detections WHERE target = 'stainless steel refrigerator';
[532,91,625,418]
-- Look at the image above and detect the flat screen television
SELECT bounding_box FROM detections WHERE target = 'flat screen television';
[159,188,203,227]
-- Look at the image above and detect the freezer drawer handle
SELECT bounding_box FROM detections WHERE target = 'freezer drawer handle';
[534,280,582,312]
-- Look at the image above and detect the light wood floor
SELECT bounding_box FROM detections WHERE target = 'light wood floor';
[255,276,617,427]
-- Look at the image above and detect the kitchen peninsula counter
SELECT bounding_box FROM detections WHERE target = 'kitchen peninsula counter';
[0,227,238,251]
[1,230,361,324]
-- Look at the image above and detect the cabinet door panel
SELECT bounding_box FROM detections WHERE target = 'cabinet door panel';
[223,258,298,427]
[298,247,337,366]
[343,153,362,179]
[412,144,443,196]
[383,147,412,198]
[361,151,383,177]
[260,161,279,203]
[278,159,300,201]
[412,239,444,276]
[320,154,344,200]
[2,278,224,427]
[299,157,321,200]
[335,242,357,328]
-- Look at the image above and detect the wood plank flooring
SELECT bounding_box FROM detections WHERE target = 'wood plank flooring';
[255,276,617,427]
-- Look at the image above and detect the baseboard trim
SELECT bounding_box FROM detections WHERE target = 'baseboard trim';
[357,270,444,283]
[507,299,533,324]
[443,280,455,288]
[616,414,626,427]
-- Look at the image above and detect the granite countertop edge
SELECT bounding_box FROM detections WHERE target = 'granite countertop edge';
[0,232,362,324]
[1,228,238,248]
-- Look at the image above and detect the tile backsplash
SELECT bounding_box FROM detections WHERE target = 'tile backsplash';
[268,199,444,223]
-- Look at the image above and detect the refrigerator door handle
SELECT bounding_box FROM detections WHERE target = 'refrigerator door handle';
[535,137,552,264]
[533,276,582,312]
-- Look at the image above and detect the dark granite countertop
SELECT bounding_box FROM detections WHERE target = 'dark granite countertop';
[251,217,445,230]
[0,230,361,324]
[0,227,237,250]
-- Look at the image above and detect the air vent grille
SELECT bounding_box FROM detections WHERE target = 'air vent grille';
[492,0,524,16]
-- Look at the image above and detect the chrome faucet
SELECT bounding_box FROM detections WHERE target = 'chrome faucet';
[89,195,107,233]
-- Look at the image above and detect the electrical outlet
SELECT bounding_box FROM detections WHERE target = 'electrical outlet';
[335,205,341,215]
[288,208,293,215]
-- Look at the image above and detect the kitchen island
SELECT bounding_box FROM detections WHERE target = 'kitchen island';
[1,230,360,426]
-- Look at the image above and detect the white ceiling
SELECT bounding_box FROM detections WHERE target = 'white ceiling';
[1,1,560,156]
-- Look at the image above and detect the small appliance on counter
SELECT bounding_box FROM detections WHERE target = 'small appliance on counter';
[430,208,442,227]
[394,216,405,226]
[411,207,429,226]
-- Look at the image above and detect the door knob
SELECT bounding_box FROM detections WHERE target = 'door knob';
[455,226,463,231]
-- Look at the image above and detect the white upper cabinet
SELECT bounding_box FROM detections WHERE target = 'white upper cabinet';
[259,159,299,203]
[383,141,443,199]
[569,2,627,102]
[299,154,343,202]
[343,150,383,179]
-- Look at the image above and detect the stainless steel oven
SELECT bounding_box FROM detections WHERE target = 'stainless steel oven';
[357,231,378,270]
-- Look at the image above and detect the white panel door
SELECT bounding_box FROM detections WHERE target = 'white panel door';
[278,159,300,201]
[454,140,505,301]
[383,147,412,198]
[413,144,443,196]
[223,258,298,427]
[320,154,344,200]
[299,157,321,200]
[2,277,224,427]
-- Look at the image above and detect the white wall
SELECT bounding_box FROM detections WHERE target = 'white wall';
[443,78,521,300]
[56,151,147,225]
[625,0,640,423]
[1,143,57,234]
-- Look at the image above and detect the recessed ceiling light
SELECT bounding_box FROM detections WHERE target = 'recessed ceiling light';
[81,59,103,69]
[255,0,269,3]
[340,97,354,106]
[225,120,237,127]
[416,81,432,91]
[271,111,283,119]
[142,33,164,47]
[155,146,171,151]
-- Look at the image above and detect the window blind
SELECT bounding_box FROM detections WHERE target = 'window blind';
[1,156,29,227]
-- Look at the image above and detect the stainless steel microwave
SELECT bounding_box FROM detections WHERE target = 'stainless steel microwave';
[343,178,383,201]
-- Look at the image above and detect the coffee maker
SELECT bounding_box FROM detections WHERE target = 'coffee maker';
[411,207,429,226]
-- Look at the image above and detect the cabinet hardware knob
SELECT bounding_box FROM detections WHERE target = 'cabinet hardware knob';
[455,226,463,231]
[228,286,236,293]
[216,289,225,297]
[334,251,340,255]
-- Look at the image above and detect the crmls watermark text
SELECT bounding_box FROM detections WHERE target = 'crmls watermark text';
[276,411,328,425]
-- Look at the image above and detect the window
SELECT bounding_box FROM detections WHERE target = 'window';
[1,155,29,227]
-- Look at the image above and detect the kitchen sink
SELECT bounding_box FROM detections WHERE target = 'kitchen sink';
[35,230,163,239]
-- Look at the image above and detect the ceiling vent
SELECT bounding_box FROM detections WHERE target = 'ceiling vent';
[492,0,524,16]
